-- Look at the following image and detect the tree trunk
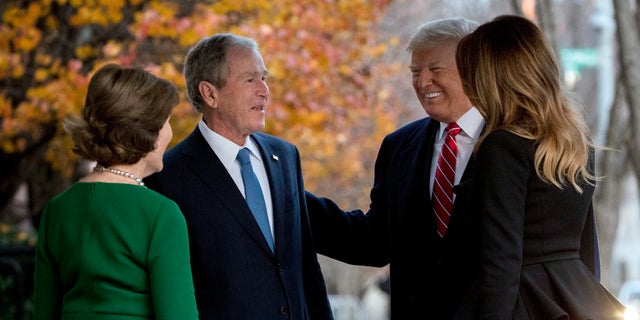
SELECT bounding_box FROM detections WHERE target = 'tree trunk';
[536,0,559,53]
[614,0,640,183]
[595,81,631,286]
[509,0,524,16]
[0,124,57,222]
[613,0,640,178]
[599,0,640,287]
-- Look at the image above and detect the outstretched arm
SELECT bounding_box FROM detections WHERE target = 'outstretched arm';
[306,191,389,267]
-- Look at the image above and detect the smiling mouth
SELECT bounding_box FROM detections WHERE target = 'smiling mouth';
[425,91,442,99]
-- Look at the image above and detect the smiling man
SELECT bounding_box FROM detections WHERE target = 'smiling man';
[305,18,486,319]
[145,34,333,320]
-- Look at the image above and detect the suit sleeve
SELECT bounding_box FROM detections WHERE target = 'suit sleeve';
[294,148,334,320]
[148,201,199,320]
[305,192,388,266]
[474,132,529,319]
[305,136,394,267]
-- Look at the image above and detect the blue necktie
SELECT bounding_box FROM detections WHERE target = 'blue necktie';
[237,148,274,252]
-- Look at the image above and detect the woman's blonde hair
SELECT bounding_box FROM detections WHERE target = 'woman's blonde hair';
[456,15,594,192]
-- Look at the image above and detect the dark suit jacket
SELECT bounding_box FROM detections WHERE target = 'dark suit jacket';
[306,117,482,319]
[471,130,616,320]
[145,128,333,320]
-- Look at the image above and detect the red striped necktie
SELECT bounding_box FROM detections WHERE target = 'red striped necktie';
[432,122,461,238]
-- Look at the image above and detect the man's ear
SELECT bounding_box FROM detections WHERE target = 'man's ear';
[198,81,218,108]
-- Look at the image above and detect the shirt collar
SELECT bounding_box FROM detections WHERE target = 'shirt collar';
[198,119,262,164]
[437,107,485,140]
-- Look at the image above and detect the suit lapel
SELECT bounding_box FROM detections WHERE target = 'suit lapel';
[182,129,275,256]
[397,119,438,207]
[251,133,287,256]
[396,119,440,244]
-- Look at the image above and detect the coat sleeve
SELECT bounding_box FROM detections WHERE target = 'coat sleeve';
[474,132,530,320]
[305,135,395,267]
[33,202,62,320]
[579,202,601,280]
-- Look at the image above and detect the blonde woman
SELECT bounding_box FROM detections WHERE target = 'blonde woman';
[456,15,624,319]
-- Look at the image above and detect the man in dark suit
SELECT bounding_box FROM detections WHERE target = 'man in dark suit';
[305,18,485,319]
[145,33,333,320]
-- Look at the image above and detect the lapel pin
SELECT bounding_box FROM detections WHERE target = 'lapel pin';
[272,155,279,161]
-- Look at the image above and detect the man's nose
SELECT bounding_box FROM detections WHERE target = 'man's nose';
[418,70,434,87]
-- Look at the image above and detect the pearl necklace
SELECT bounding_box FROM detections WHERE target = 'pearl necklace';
[93,165,145,186]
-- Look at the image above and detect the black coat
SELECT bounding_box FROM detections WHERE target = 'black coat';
[306,117,481,319]
[470,130,622,320]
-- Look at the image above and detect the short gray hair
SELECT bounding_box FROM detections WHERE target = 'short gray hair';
[183,33,259,112]
[407,18,479,52]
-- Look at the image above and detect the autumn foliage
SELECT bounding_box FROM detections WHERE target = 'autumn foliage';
[0,0,401,221]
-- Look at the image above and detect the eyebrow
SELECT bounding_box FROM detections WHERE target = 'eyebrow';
[409,64,430,71]
[409,61,446,70]
[239,70,269,78]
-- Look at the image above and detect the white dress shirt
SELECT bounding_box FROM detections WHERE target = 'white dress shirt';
[429,107,485,197]
[198,120,274,236]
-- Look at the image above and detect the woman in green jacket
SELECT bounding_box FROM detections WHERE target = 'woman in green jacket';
[33,64,198,320]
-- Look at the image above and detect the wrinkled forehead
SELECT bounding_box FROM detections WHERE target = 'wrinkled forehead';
[225,46,268,75]
[409,41,457,66]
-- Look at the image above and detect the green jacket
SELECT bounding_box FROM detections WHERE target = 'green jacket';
[34,182,198,320]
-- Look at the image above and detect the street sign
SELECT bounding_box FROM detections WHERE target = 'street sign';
[560,48,599,73]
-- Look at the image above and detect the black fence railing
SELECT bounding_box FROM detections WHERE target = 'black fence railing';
[0,245,35,320]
